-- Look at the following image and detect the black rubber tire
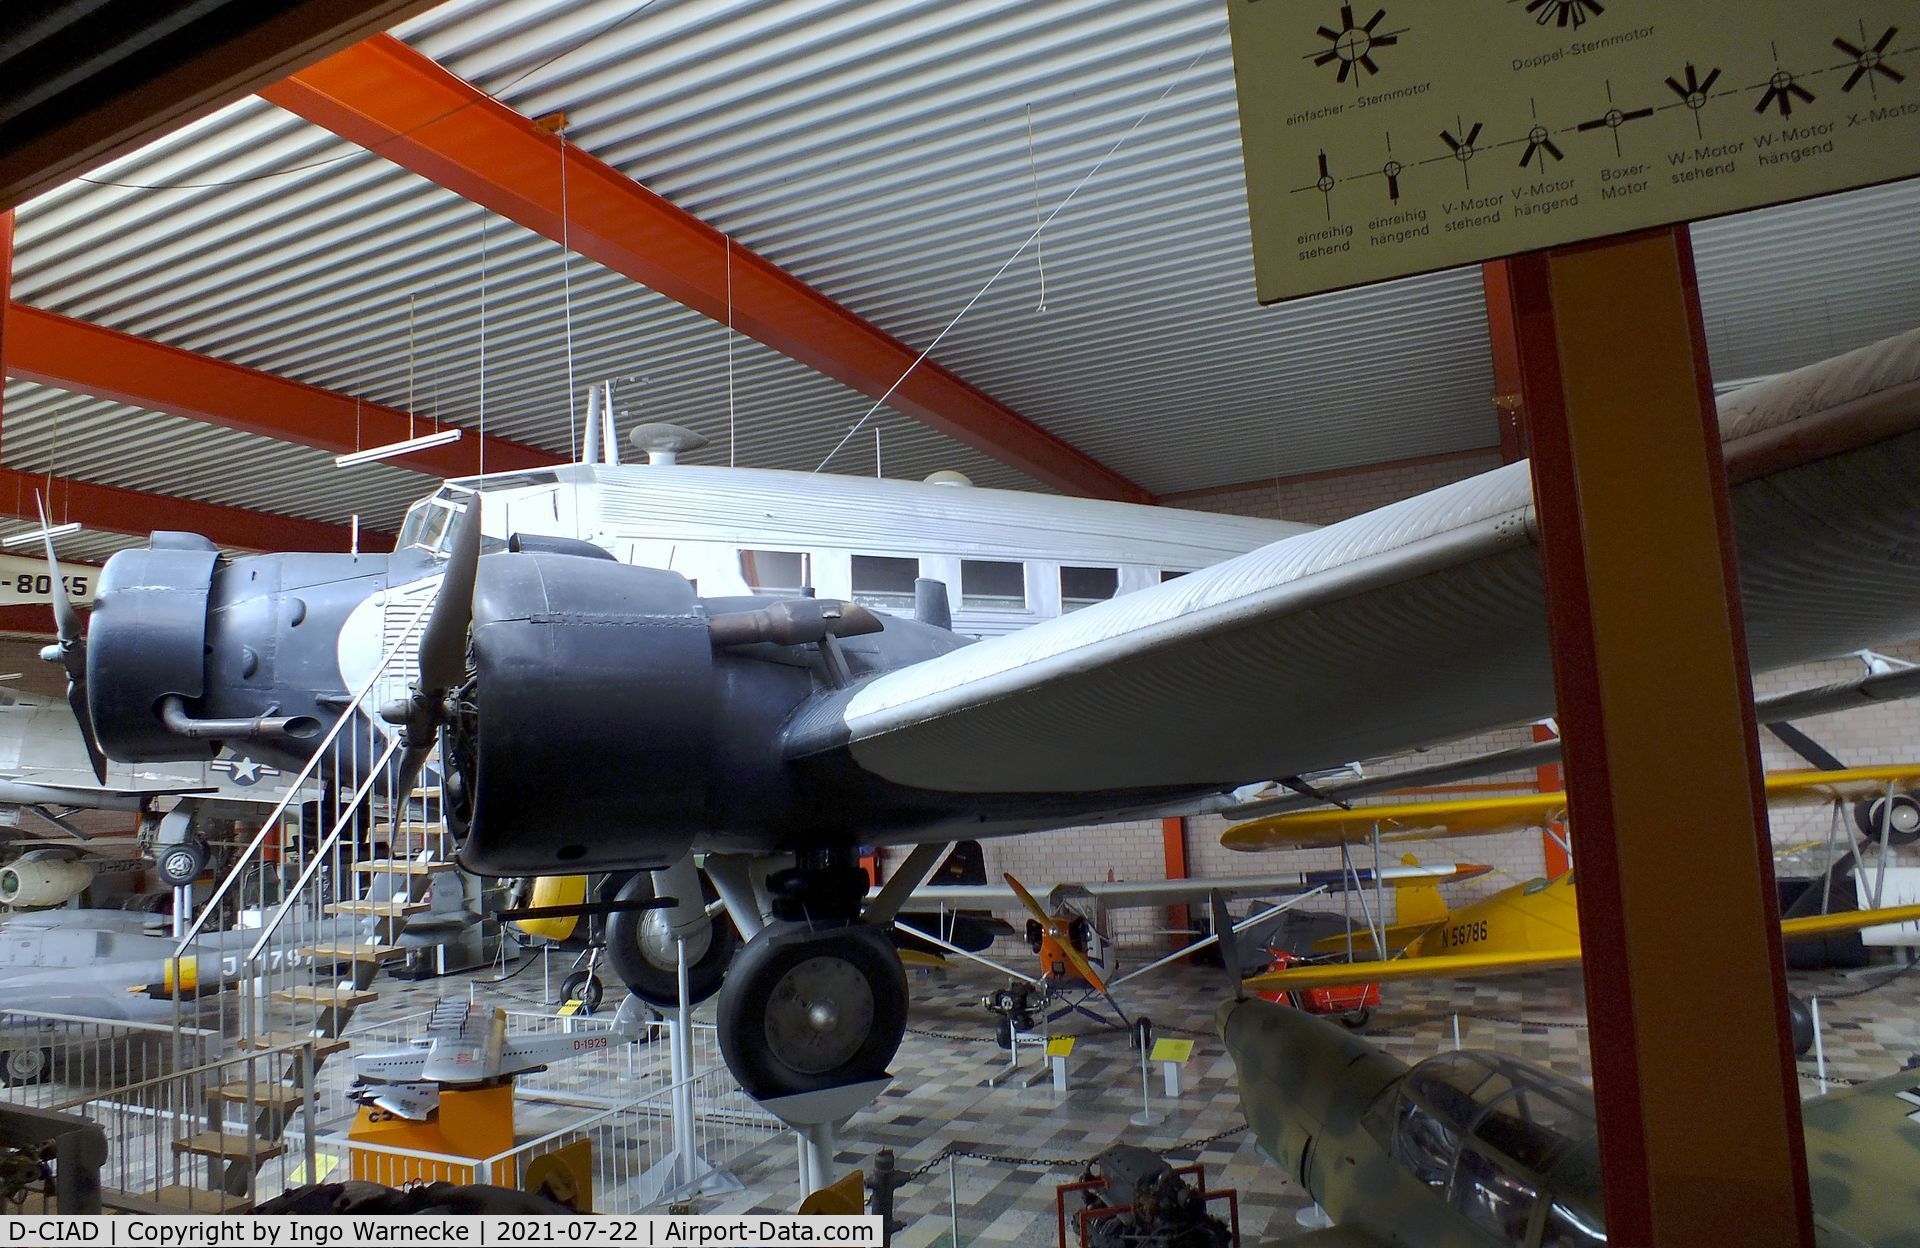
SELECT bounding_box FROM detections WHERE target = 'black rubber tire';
[718,922,908,1102]
[1854,793,1920,847]
[560,971,604,1014]
[1339,1008,1373,1031]
[155,841,206,888]
[994,1016,1015,1051]
[0,1047,51,1087]
[1788,993,1815,1057]
[606,872,738,1009]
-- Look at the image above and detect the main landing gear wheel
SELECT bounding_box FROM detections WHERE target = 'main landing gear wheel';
[155,841,206,888]
[606,872,737,1009]
[0,1047,51,1087]
[717,921,908,1102]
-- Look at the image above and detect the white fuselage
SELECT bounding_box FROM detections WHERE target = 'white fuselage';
[341,462,1308,696]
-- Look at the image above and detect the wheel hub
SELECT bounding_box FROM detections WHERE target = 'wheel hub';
[640,908,712,969]
[764,955,875,1075]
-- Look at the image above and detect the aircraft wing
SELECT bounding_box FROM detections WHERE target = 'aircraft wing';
[1248,902,1920,992]
[898,866,1489,911]
[1801,1073,1920,1245]
[785,330,1920,800]
[1223,794,1568,851]
[1223,764,1920,851]
[418,1000,507,1082]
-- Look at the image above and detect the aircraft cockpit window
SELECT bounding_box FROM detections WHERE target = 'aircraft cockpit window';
[1160,569,1190,582]
[1061,566,1119,611]
[1542,1201,1607,1246]
[1390,1096,1457,1189]
[1448,1142,1539,1244]
[741,550,811,596]
[851,555,920,611]
[397,498,466,554]
[961,560,1026,610]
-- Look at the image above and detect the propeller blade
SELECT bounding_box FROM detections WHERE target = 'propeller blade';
[1003,872,1107,991]
[34,493,106,782]
[67,683,108,784]
[393,740,438,813]
[1003,871,1052,929]
[32,493,80,646]
[417,500,482,696]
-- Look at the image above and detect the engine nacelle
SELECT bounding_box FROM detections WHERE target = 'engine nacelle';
[454,553,717,876]
[88,536,221,762]
[88,536,407,769]
[0,854,97,908]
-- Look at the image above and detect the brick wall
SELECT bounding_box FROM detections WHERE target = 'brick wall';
[888,449,1920,948]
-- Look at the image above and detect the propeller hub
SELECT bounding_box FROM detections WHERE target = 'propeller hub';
[37,643,60,665]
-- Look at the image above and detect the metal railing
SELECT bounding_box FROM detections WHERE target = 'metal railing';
[307,1061,784,1213]
[22,1036,327,1212]
[0,1010,222,1112]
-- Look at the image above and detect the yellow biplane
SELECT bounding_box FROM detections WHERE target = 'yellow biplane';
[1227,764,1920,1004]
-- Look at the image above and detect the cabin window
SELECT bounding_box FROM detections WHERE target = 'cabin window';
[1160,569,1189,582]
[850,555,919,610]
[961,560,1026,610]
[1060,566,1119,611]
[740,550,810,596]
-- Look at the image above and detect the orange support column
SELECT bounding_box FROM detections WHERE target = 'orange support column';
[1162,817,1191,951]
[1493,230,1812,1246]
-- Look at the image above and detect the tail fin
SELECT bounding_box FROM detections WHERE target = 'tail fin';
[1393,855,1451,927]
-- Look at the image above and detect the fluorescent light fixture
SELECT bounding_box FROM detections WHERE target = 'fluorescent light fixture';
[2,522,81,548]
[334,428,463,469]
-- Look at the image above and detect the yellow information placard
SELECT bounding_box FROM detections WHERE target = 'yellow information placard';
[1226,1,1920,302]
[1045,1036,1077,1058]
[1149,1038,1196,1064]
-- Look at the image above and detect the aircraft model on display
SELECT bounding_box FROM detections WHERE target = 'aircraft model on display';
[53,327,1920,1102]
[1217,990,1920,1246]
[348,997,633,1120]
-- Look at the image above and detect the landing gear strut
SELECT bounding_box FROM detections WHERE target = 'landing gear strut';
[717,850,908,1102]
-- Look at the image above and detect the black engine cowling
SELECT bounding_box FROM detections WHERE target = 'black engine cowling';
[452,553,717,876]
[87,535,222,762]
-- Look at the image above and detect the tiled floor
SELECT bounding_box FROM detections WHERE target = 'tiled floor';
[367,945,1920,1245]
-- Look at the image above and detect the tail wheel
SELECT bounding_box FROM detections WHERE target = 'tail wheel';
[606,872,737,1008]
[560,971,604,1014]
[1854,793,1920,847]
[718,921,907,1101]
[1788,993,1815,1057]
[1339,1008,1373,1031]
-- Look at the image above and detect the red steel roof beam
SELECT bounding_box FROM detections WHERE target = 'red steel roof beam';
[5,305,556,478]
[262,36,1149,503]
[0,467,378,552]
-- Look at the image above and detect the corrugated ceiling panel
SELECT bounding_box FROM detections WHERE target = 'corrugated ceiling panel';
[3,0,1917,523]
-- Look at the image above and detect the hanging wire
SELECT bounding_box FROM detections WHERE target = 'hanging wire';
[558,123,580,465]
[1025,104,1048,313]
[726,236,737,467]
[816,31,1223,473]
[479,214,490,479]
[76,0,668,191]
[407,294,418,439]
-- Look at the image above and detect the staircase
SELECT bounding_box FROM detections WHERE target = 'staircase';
[150,583,467,1209]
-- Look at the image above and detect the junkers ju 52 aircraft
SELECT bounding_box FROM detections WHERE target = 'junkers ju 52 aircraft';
[53,327,1920,1103]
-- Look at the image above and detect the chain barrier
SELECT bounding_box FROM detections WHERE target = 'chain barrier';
[896,1124,1248,1185]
